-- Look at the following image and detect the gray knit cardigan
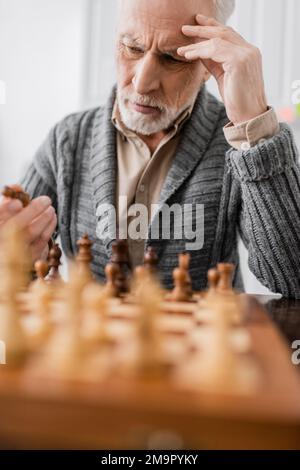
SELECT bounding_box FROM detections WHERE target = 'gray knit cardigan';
[22,86,300,298]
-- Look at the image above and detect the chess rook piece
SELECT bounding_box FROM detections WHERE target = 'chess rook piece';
[144,246,158,274]
[2,185,30,207]
[110,239,131,295]
[217,263,235,294]
[46,243,62,283]
[76,234,94,282]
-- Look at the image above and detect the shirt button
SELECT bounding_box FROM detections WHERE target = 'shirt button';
[139,184,145,193]
[241,141,251,151]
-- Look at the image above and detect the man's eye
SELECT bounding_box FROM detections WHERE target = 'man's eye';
[124,44,144,54]
[163,55,184,64]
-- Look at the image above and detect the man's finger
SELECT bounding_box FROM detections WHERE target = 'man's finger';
[0,198,23,223]
[181,25,244,46]
[26,206,57,244]
[11,196,52,230]
[178,38,239,64]
[195,13,222,27]
[30,216,57,262]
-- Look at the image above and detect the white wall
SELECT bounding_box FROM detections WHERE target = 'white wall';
[0,0,86,186]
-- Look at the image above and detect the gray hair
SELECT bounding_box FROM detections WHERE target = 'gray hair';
[214,0,235,23]
[118,0,235,24]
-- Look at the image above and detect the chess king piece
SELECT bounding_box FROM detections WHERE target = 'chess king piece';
[110,239,131,295]
[0,221,30,367]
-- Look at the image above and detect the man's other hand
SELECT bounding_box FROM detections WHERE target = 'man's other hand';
[0,195,57,262]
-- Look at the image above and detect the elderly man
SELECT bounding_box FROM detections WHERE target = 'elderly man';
[1,0,300,297]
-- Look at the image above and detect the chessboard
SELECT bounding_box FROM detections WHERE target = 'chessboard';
[0,187,300,450]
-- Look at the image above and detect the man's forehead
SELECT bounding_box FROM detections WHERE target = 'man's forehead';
[118,0,214,30]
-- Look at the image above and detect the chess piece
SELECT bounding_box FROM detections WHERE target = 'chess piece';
[217,263,235,294]
[82,283,110,345]
[132,265,153,300]
[27,277,53,346]
[42,264,86,376]
[144,246,158,275]
[76,234,93,282]
[110,239,131,295]
[34,260,50,281]
[170,253,193,302]
[45,243,62,283]
[180,253,193,297]
[130,276,166,379]
[194,296,259,393]
[207,268,220,296]
[0,222,30,367]
[104,262,121,298]
[2,185,30,207]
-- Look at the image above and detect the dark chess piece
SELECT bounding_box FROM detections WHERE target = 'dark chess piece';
[46,243,62,283]
[2,185,30,207]
[170,253,193,302]
[144,246,158,275]
[110,239,131,295]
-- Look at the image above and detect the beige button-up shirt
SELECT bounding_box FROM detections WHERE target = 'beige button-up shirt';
[112,101,279,268]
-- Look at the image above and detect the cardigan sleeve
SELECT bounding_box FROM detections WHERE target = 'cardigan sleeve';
[226,123,300,298]
[20,125,59,211]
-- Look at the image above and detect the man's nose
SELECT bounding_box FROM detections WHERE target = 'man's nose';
[133,53,160,95]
